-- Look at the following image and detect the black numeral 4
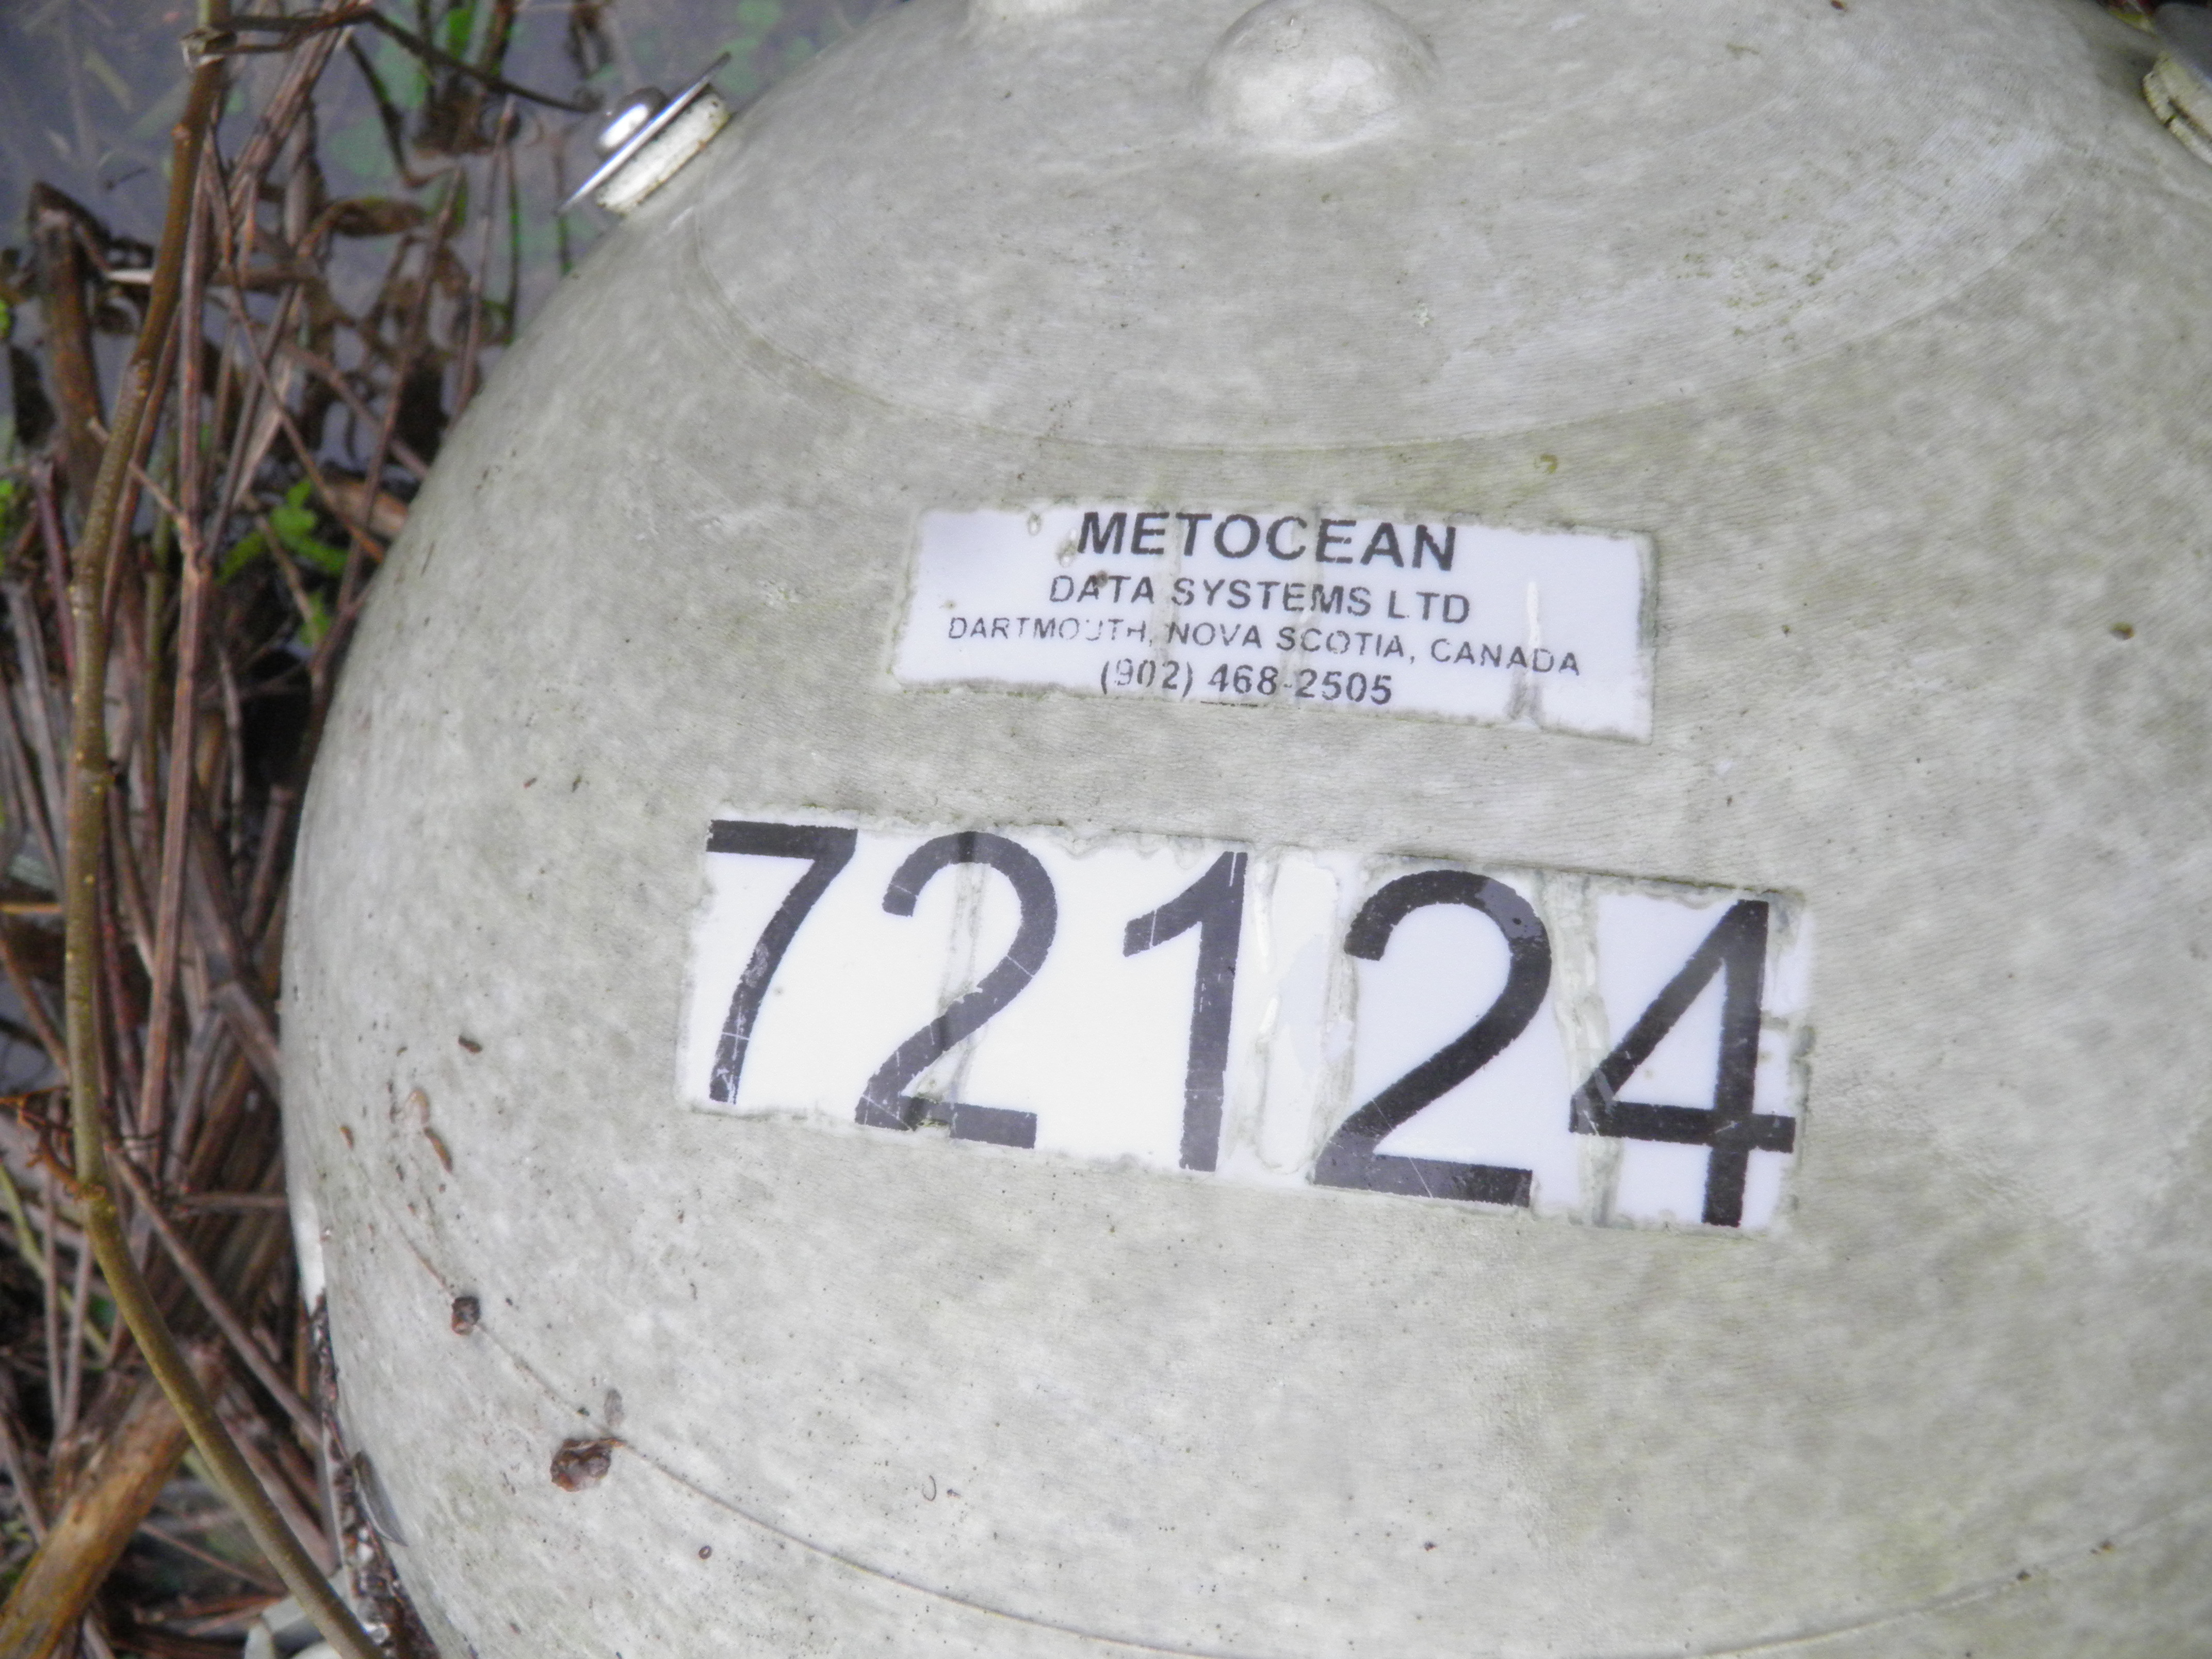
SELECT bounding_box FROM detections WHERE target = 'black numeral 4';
[1570,899,1795,1228]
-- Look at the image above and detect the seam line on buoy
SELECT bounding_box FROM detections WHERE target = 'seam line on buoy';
[384,1223,2206,1659]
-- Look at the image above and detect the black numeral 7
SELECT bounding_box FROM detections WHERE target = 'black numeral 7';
[705,821,857,1105]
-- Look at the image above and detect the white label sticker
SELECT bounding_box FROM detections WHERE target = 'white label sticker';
[681,819,1810,1231]
[893,507,1652,739]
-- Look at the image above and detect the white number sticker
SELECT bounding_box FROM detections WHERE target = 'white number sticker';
[681,820,1810,1230]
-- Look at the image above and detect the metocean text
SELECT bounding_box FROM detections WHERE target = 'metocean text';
[1066,509,1465,568]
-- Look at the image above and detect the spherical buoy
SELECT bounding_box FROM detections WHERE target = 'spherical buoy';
[284,1,2212,1654]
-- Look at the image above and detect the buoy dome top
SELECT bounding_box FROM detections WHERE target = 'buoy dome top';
[682,0,2102,449]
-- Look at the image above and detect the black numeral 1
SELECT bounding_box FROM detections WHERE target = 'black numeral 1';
[706,821,858,1105]
[1313,870,1550,1206]
[857,833,1057,1148]
[1570,899,1794,1227]
[1124,852,1247,1173]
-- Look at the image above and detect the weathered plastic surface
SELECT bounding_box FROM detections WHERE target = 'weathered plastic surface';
[282,0,2212,1653]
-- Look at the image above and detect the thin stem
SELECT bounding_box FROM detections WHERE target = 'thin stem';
[56,1230,93,1442]
[107,1154,319,1445]
[0,923,70,1082]
[41,1173,62,1447]
[136,1518,285,1595]
[0,1162,47,1280]
[133,469,208,1159]
[0,1400,46,1542]
[274,342,430,480]
[213,279,383,578]
[218,6,595,111]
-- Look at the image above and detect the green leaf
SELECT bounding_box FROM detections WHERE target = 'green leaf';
[443,2,476,58]
[291,536,350,580]
[327,120,400,187]
[219,530,267,583]
[270,481,349,578]
[371,31,428,112]
[80,47,132,112]
[297,589,332,648]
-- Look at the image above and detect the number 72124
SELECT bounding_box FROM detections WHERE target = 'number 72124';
[680,819,1811,1231]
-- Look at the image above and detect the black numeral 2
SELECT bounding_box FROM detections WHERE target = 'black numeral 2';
[1124,852,1247,1172]
[1312,871,1551,1206]
[1570,899,1795,1227]
[706,821,858,1105]
[857,833,1057,1148]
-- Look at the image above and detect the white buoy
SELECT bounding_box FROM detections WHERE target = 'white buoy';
[284,1,2212,1654]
